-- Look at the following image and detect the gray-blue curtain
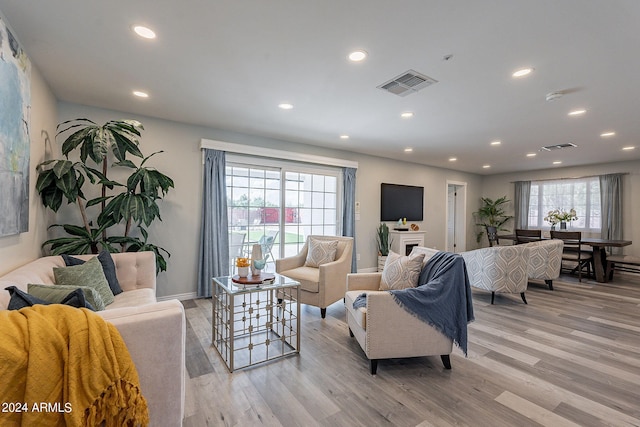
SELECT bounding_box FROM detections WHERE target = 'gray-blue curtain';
[342,167,357,272]
[599,173,623,254]
[197,149,229,297]
[513,181,531,230]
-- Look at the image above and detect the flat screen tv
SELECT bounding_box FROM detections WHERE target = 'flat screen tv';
[380,183,424,222]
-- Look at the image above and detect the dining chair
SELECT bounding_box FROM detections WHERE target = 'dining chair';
[486,226,500,247]
[229,231,247,274]
[550,231,593,282]
[515,229,542,244]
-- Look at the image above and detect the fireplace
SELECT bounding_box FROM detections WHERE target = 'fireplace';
[389,231,425,256]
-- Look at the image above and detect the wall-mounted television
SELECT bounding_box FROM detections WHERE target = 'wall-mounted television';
[380,183,424,222]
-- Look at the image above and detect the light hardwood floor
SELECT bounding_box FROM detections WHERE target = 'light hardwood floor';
[181,272,640,427]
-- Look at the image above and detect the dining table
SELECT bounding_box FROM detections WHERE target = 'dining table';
[496,234,632,283]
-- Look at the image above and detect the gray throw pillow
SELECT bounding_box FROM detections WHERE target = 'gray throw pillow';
[62,251,123,295]
[6,285,96,311]
[28,283,105,311]
[53,256,114,306]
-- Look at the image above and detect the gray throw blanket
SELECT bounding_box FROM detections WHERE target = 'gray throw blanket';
[353,251,474,355]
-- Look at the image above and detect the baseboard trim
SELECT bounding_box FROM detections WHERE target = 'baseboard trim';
[158,292,198,302]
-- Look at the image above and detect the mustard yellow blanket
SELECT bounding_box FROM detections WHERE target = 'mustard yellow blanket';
[0,304,148,427]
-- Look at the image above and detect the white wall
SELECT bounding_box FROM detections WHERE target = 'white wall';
[482,161,640,257]
[0,65,58,275]
[55,102,482,298]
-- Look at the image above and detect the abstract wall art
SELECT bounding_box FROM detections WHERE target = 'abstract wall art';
[0,15,31,236]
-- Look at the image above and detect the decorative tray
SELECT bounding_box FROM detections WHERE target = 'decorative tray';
[231,273,275,285]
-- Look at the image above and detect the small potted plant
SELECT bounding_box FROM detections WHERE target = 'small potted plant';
[236,257,251,277]
[376,223,391,271]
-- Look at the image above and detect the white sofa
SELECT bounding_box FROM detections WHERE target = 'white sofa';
[0,252,186,427]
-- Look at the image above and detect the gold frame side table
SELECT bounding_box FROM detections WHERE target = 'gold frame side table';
[212,273,300,372]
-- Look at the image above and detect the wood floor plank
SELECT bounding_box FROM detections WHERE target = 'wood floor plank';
[182,273,640,426]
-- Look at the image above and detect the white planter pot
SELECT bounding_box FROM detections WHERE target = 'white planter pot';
[378,255,388,272]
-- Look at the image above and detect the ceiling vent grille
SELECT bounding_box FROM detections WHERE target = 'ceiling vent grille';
[377,70,438,97]
[541,143,577,151]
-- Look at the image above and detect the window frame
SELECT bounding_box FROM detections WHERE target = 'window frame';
[528,177,601,232]
[226,154,344,262]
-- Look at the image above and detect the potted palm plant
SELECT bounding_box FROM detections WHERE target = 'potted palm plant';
[35,118,174,273]
[376,223,391,271]
[473,196,513,244]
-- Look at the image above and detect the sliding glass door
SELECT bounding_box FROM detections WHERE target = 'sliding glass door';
[226,159,341,272]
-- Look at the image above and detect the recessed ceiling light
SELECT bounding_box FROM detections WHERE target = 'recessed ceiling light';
[132,90,149,98]
[482,165,491,169]
[404,147,413,152]
[553,161,562,165]
[133,25,156,39]
[278,103,294,110]
[339,135,349,140]
[512,68,533,78]
[568,109,586,116]
[526,153,537,157]
[348,50,368,62]
[600,131,616,137]
[400,111,414,118]
[622,146,635,151]
[490,140,501,146]
[449,157,457,162]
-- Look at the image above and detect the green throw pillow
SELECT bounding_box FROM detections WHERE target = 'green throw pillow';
[53,256,114,306]
[28,283,106,311]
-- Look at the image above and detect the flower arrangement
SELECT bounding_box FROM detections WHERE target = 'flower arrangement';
[544,208,578,225]
[236,257,251,268]
[236,257,251,277]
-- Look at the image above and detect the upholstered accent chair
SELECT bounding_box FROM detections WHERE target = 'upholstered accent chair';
[276,235,353,318]
[344,247,453,374]
[521,239,564,290]
[461,245,530,304]
[550,231,593,282]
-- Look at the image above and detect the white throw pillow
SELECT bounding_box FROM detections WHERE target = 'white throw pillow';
[379,251,425,291]
[305,239,338,267]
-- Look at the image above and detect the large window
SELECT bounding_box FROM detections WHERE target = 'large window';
[226,158,341,270]
[528,177,601,231]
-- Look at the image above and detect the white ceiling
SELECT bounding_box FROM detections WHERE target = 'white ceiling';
[2,0,639,175]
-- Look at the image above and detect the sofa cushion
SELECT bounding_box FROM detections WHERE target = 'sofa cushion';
[107,288,157,309]
[380,251,425,291]
[345,290,366,330]
[53,256,115,306]
[28,283,106,311]
[62,251,123,296]
[278,267,320,293]
[304,238,338,267]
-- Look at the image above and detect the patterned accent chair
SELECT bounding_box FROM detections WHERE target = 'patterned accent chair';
[521,239,564,290]
[276,235,353,318]
[461,245,530,304]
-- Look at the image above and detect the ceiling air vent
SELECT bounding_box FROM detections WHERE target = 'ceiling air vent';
[377,70,438,97]
[541,143,577,151]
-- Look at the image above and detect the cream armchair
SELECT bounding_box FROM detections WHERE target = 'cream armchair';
[276,235,353,318]
[344,272,453,375]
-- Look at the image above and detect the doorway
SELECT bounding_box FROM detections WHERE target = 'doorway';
[446,181,467,253]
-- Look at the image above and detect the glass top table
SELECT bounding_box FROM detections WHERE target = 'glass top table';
[211,273,300,372]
